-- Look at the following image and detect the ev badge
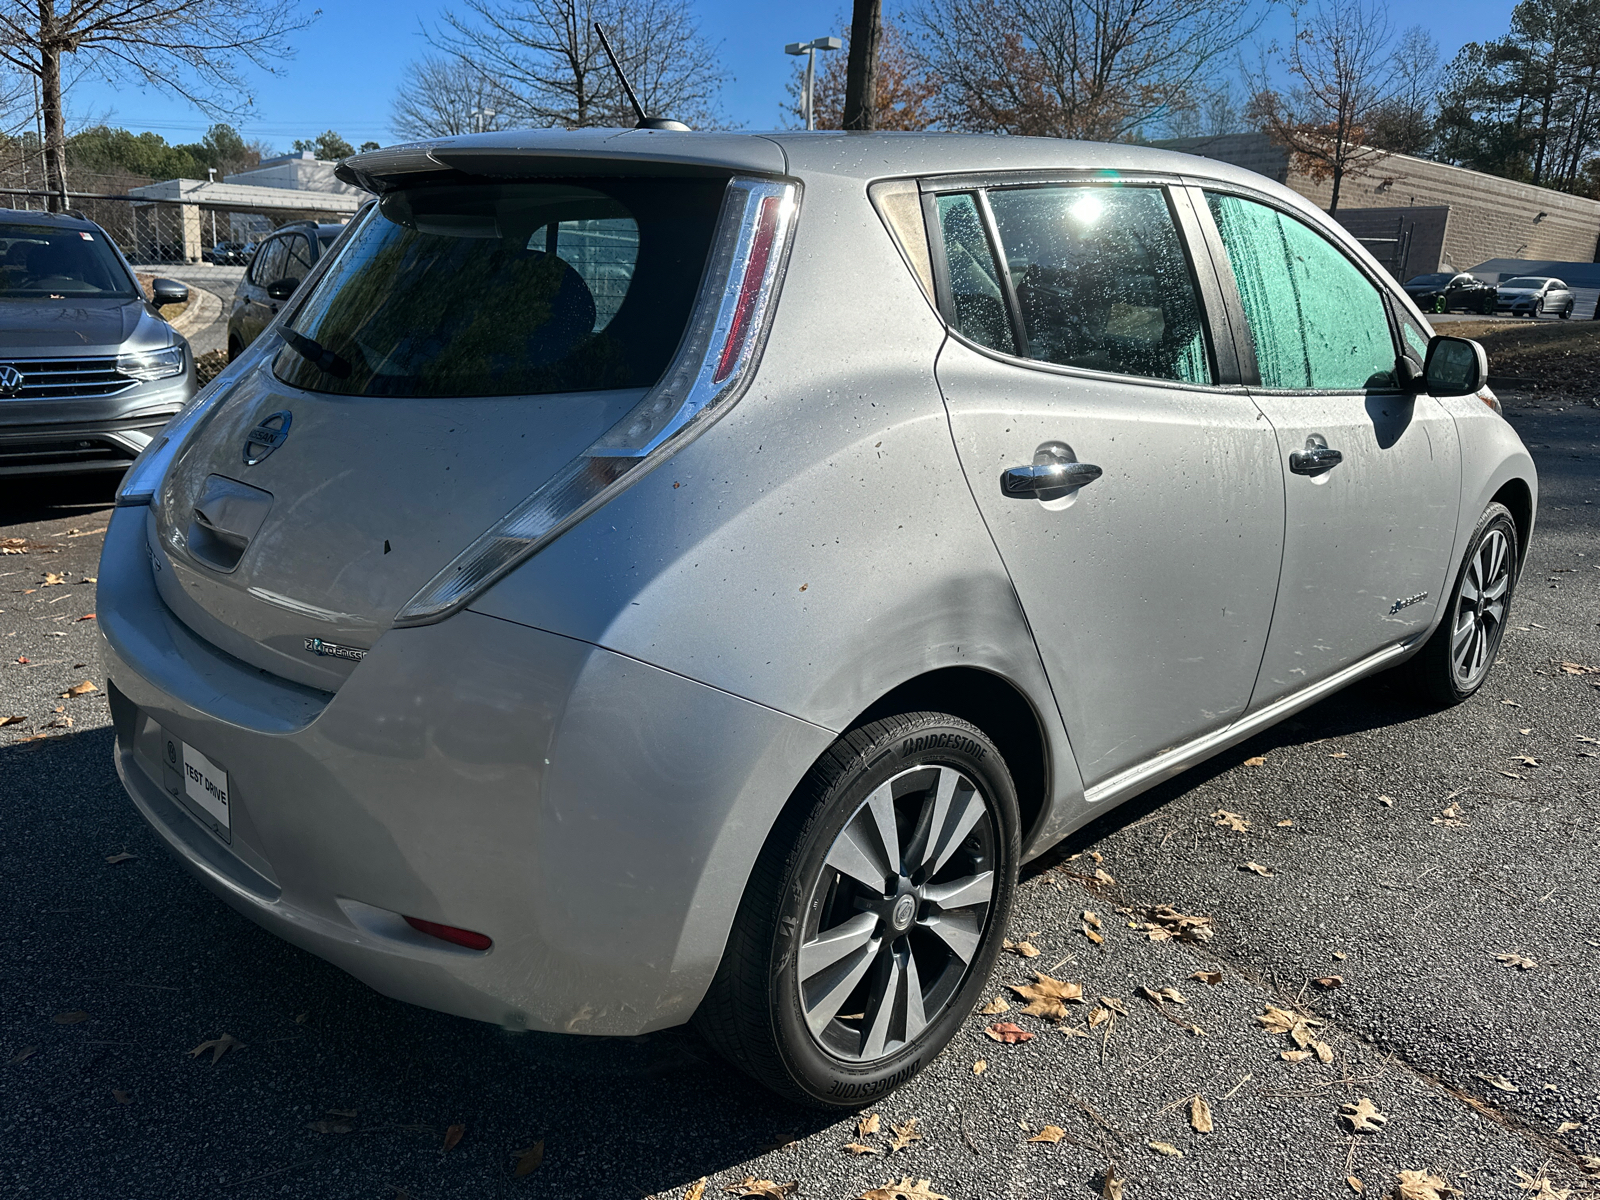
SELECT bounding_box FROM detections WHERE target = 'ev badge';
[0,365,23,396]
[243,410,292,465]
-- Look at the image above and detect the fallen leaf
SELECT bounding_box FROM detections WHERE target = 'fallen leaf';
[1060,1026,1091,1039]
[1378,795,1394,806]
[53,1011,89,1024]
[1101,1166,1125,1200]
[1314,975,1344,989]
[1092,867,1116,885]
[1099,996,1129,1015]
[684,1180,708,1200]
[1339,1097,1387,1133]
[1159,987,1186,1004]
[512,1140,544,1177]
[978,995,1009,1015]
[42,573,64,586]
[856,1179,948,1200]
[77,613,94,622]
[1087,1007,1111,1028]
[1190,1095,1213,1133]
[1474,1071,1519,1092]
[1311,1040,1334,1063]
[1431,802,1466,827]
[858,1113,881,1138]
[1496,953,1538,970]
[1514,1168,1572,1199]
[1347,1177,1364,1194]
[1142,905,1214,943]
[725,1178,798,1199]
[1395,1169,1459,1200]
[971,1059,986,1074]
[843,1142,880,1155]
[1027,1125,1067,1144]
[1582,1156,1600,1174]
[1083,926,1105,944]
[1280,1049,1312,1062]
[441,1123,465,1152]
[985,1022,1033,1044]
[1211,809,1250,832]
[1241,861,1275,877]
[1002,939,1040,959]
[1190,970,1223,986]
[1244,755,1266,766]
[888,1118,921,1153]
[9,1045,37,1064]
[1501,698,1522,707]
[1512,755,1539,767]
[1557,1121,1581,1134]
[1276,818,1294,827]
[0,715,23,726]
[188,1033,242,1063]
[1082,910,1102,929]
[61,681,97,698]
[105,852,137,864]
[1256,1005,1321,1035]
[1147,1140,1184,1157]
[1557,662,1600,675]
[1333,951,1348,960]
[112,1089,131,1104]
[1009,975,1084,1020]
[1329,751,1349,759]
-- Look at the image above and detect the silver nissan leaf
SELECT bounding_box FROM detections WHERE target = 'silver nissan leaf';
[97,130,1536,1107]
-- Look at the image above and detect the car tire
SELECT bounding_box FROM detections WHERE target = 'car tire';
[1560,304,1572,320]
[694,711,1020,1108]
[1535,299,1545,318]
[1433,295,1448,314]
[227,335,242,363]
[1403,502,1520,707]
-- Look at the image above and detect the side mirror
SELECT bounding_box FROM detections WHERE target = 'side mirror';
[266,277,299,301]
[1423,335,1488,396]
[151,278,188,306]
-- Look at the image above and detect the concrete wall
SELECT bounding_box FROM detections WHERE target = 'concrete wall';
[1159,133,1600,272]
[224,152,361,197]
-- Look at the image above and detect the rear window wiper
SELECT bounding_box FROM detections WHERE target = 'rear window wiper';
[279,327,352,379]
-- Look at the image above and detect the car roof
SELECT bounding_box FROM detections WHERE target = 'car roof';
[0,207,102,232]
[339,128,1308,204]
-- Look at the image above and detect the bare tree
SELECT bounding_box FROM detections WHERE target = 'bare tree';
[1364,26,1440,155]
[0,1,313,211]
[791,18,938,130]
[842,0,881,130]
[430,0,726,130]
[1246,0,1397,213]
[911,0,1260,141]
[392,55,517,139]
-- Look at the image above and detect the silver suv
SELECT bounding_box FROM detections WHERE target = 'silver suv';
[0,208,195,476]
[98,131,1535,1107]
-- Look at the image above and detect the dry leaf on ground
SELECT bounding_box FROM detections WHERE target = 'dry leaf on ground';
[1312,1040,1334,1063]
[1395,1169,1459,1200]
[112,1089,131,1104]
[105,852,137,864]
[1142,905,1214,942]
[683,1180,708,1200]
[1256,1005,1318,1035]
[1190,969,1223,985]
[1347,1177,1364,1193]
[42,573,64,586]
[843,1143,880,1156]
[1497,953,1538,970]
[1003,939,1040,959]
[441,1123,465,1152]
[857,1179,949,1200]
[985,1022,1033,1044]
[1010,975,1084,1020]
[1082,910,1102,929]
[1244,755,1266,766]
[188,1033,242,1063]
[1329,752,1349,759]
[1281,1049,1312,1062]
[9,1045,37,1064]
[1432,803,1466,827]
[510,1141,544,1177]
[1315,975,1344,989]
[1339,1097,1388,1133]
[979,995,1009,1015]
[724,1178,798,1199]
[1277,818,1294,826]
[62,681,97,698]
[1148,1140,1184,1157]
[1190,1095,1214,1133]
[1101,1166,1125,1200]
[1474,1071,1519,1092]
[1027,1125,1067,1144]
[1087,1006,1111,1029]
[1515,1168,1573,1199]
[888,1118,921,1153]
[0,715,24,727]
[1212,809,1250,832]
[1241,861,1275,876]
[858,1113,882,1138]
[972,1060,986,1074]
[1083,925,1105,944]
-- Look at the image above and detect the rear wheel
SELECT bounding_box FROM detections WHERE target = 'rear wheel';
[694,712,1019,1107]
[227,335,243,362]
[1403,502,1519,705]
[1560,303,1573,320]
[1433,295,1448,314]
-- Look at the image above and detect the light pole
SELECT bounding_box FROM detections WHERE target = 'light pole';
[470,108,497,134]
[785,37,842,130]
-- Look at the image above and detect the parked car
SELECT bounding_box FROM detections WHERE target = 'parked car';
[0,208,195,476]
[100,131,1535,1108]
[1494,276,1575,319]
[203,241,252,266]
[226,219,352,359]
[1402,271,1498,314]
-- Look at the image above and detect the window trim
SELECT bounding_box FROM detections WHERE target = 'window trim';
[923,175,1235,392]
[1192,181,1410,396]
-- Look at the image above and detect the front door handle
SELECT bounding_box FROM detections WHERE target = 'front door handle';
[1289,434,1343,476]
[1001,440,1102,500]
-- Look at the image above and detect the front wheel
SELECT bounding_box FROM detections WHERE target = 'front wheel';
[1433,295,1448,314]
[694,712,1020,1107]
[1403,502,1520,705]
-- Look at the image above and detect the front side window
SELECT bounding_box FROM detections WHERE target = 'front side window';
[986,185,1212,384]
[273,177,723,398]
[281,233,314,283]
[250,237,287,287]
[935,193,1013,354]
[1207,193,1398,391]
[0,223,137,299]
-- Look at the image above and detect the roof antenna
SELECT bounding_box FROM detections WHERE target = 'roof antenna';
[594,23,691,131]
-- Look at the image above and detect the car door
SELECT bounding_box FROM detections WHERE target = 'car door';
[1198,189,1461,709]
[238,235,287,346]
[931,179,1285,789]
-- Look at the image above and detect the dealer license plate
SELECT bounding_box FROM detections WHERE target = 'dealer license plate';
[179,741,231,834]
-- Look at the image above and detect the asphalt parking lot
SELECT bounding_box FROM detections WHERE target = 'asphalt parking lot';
[3,388,1598,1200]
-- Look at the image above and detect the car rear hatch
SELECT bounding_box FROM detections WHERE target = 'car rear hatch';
[145,134,792,691]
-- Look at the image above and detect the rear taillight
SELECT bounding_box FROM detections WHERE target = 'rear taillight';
[395,177,799,627]
[404,916,493,951]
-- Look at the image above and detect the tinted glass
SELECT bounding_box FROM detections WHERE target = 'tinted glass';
[281,233,314,282]
[1207,193,1397,391]
[988,185,1211,384]
[251,237,287,286]
[274,178,723,398]
[0,223,136,299]
[1501,278,1544,288]
[1407,274,1450,287]
[935,193,1013,353]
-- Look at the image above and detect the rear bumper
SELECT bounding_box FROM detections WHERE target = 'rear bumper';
[97,504,834,1035]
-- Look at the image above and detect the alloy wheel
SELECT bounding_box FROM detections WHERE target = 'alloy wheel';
[797,765,996,1063]
[1450,527,1513,690]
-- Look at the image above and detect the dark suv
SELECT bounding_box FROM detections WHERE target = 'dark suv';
[1403,272,1497,315]
[0,208,195,476]
[227,220,352,359]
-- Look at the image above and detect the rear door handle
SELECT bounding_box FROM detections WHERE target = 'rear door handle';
[1001,441,1102,500]
[1289,434,1342,476]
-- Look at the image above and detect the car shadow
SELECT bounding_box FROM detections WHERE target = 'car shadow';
[0,471,119,526]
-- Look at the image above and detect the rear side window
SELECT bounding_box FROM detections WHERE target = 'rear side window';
[281,233,313,283]
[274,178,725,398]
[935,193,1013,354]
[987,185,1212,384]
[1207,193,1398,391]
[251,238,287,286]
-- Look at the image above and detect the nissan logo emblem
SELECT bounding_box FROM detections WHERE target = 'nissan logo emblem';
[244,410,292,465]
[0,365,23,396]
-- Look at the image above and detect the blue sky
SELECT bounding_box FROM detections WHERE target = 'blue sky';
[62,0,1520,152]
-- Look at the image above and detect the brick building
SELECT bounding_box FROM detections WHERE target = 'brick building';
[1158,132,1600,280]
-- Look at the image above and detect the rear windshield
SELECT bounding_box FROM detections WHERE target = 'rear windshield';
[1405,274,1450,287]
[0,223,137,299]
[274,178,725,397]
